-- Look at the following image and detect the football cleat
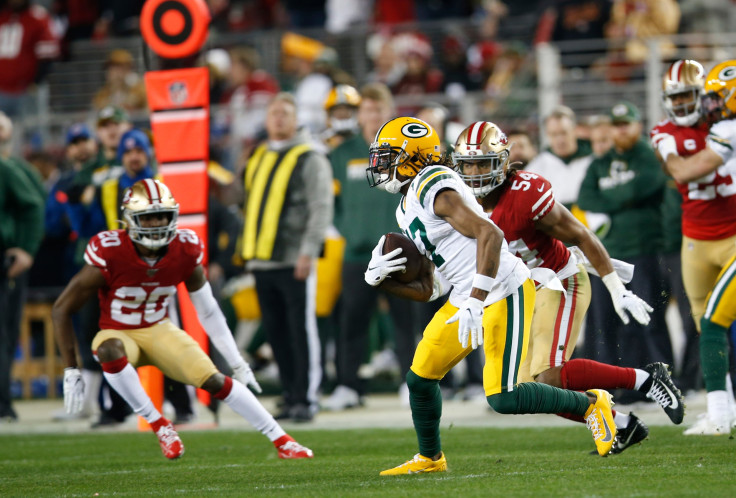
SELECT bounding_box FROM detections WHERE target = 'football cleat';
[154,418,184,459]
[585,389,617,456]
[275,435,314,459]
[610,413,649,454]
[683,413,732,436]
[379,452,447,476]
[642,363,685,424]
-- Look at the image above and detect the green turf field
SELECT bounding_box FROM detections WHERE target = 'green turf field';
[1,426,734,496]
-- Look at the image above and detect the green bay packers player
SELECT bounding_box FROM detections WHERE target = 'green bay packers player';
[656,60,736,435]
[53,179,314,459]
[457,121,684,455]
[365,117,617,475]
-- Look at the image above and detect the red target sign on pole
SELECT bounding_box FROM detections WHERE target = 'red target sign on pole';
[141,0,211,59]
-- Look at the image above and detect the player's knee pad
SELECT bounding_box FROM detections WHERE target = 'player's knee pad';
[406,369,438,396]
[487,390,520,414]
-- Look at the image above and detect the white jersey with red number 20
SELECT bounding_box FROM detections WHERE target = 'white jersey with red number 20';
[84,229,204,330]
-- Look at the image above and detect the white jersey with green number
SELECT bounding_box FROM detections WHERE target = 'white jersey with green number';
[395,165,530,308]
[708,119,736,176]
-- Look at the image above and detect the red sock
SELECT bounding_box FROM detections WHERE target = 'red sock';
[100,355,128,374]
[273,434,293,448]
[560,359,636,391]
[214,376,233,400]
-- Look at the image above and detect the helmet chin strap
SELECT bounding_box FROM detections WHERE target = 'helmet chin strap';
[383,167,411,194]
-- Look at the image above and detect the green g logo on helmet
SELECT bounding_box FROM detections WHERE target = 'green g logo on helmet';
[401,122,429,138]
[718,66,736,81]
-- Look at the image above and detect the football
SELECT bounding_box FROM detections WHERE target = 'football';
[382,232,424,284]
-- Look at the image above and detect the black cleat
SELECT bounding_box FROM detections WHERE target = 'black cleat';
[642,363,685,424]
[610,412,649,454]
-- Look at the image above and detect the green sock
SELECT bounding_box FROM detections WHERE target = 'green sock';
[700,319,729,392]
[488,382,589,415]
[407,370,442,457]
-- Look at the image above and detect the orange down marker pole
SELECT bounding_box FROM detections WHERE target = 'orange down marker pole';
[138,0,212,430]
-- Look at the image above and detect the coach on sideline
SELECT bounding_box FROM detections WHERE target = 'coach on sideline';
[241,92,333,422]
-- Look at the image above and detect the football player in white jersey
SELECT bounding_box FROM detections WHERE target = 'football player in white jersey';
[655,60,736,435]
[364,117,617,475]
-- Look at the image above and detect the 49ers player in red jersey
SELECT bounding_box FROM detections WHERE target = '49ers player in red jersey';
[454,121,684,453]
[651,60,736,330]
[52,179,313,460]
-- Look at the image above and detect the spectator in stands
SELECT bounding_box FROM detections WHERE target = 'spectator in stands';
[606,0,680,64]
[92,49,147,112]
[323,83,417,411]
[365,32,406,90]
[322,84,361,151]
[535,0,610,45]
[325,0,369,33]
[439,31,475,96]
[93,0,146,38]
[242,93,333,422]
[0,0,60,118]
[507,128,538,168]
[525,105,593,208]
[283,36,336,134]
[0,147,44,422]
[577,101,672,392]
[392,33,444,97]
[205,48,231,105]
[94,105,130,172]
[283,0,326,27]
[466,40,502,94]
[589,115,614,158]
[222,46,280,147]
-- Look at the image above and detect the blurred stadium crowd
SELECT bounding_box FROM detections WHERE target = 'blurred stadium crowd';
[3,0,736,425]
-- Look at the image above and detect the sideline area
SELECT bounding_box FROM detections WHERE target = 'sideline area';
[0,390,707,435]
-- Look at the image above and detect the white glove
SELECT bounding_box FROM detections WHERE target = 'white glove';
[446,297,485,349]
[364,235,407,286]
[63,367,85,414]
[232,361,262,394]
[602,272,653,326]
[651,133,678,161]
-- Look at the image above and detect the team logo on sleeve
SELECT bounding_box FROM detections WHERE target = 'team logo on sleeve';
[401,122,429,138]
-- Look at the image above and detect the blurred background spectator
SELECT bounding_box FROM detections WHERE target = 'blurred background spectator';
[92,49,146,112]
[0,0,60,118]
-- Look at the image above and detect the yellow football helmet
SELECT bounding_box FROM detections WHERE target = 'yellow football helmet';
[452,121,511,197]
[121,179,179,249]
[661,59,705,127]
[367,116,442,193]
[324,84,361,111]
[704,60,736,120]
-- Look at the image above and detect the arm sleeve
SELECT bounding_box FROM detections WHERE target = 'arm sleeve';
[299,152,334,258]
[189,281,243,368]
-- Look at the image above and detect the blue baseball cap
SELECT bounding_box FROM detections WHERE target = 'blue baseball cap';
[66,123,91,145]
[117,128,152,161]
